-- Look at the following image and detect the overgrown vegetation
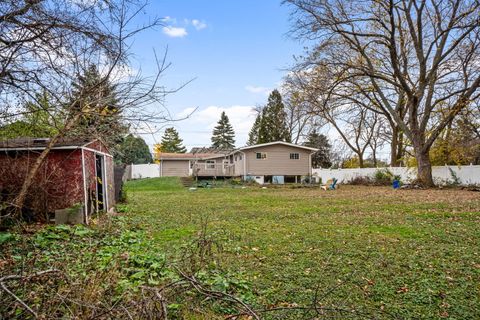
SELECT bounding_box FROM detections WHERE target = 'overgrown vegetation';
[1,216,256,319]
[347,169,401,186]
[2,178,479,318]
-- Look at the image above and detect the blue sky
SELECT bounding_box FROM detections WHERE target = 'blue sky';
[129,0,302,150]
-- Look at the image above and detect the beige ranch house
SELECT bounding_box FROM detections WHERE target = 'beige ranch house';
[158,141,318,184]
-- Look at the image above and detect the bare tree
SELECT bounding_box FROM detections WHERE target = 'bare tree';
[281,81,324,144]
[0,0,179,218]
[288,67,381,167]
[286,0,480,186]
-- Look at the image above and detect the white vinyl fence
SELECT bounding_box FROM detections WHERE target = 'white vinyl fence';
[127,163,480,185]
[312,165,480,185]
[129,164,160,179]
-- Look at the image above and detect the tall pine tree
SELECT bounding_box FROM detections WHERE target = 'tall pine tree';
[160,127,187,153]
[247,113,262,145]
[304,130,332,168]
[257,90,291,144]
[211,111,235,149]
[68,64,128,149]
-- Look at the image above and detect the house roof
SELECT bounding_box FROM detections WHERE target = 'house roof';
[0,137,93,149]
[237,141,319,152]
[158,142,318,161]
[190,147,233,154]
[158,153,221,160]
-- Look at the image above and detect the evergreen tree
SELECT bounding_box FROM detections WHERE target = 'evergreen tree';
[211,111,235,149]
[304,130,332,168]
[257,90,291,143]
[160,127,187,153]
[0,91,61,139]
[247,113,262,145]
[68,64,128,148]
[116,134,153,164]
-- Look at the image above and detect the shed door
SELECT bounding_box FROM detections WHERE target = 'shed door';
[95,154,106,211]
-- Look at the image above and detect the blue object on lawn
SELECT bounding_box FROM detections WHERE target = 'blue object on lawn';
[393,179,400,189]
[321,178,338,190]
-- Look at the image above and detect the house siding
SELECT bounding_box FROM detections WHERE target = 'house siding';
[161,160,189,177]
[194,156,232,177]
[244,145,312,176]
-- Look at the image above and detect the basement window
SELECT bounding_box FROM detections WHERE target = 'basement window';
[256,152,267,159]
[290,153,300,160]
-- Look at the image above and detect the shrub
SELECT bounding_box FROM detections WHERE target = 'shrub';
[373,169,394,185]
[447,168,461,186]
[346,169,401,186]
[347,176,373,185]
[229,178,243,185]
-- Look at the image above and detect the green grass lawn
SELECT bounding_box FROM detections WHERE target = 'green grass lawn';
[1,177,479,319]
[122,177,480,319]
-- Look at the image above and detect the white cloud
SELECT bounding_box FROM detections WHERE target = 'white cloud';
[172,105,257,150]
[191,19,207,30]
[161,17,207,38]
[162,26,188,38]
[162,16,177,24]
[245,85,271,95]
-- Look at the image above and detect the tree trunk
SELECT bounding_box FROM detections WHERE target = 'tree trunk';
[13,114,80,217]
[390,127,405,166]
[396,131,404,166]
[358,153,364,168]
[415,147,434,187]
[390,127,398,166]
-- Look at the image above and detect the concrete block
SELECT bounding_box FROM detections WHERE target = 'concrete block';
[55,206,85,225]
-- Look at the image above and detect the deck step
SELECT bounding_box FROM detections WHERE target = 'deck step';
[180,177,194,187]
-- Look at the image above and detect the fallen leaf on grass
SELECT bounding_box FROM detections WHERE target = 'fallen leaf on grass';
[396,286,409,293]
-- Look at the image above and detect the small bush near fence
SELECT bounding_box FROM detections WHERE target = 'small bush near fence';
[347,169,401,186]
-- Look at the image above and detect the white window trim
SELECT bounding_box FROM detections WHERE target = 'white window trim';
[205,160,215,169]
[290,153,300,160]
[256,152,267,160]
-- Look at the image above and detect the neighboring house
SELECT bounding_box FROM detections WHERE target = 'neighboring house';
[158,153,225,177]
[158,141,318,183]
[0,138,115,223]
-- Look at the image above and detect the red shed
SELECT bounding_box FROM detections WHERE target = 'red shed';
[0,138,115,223]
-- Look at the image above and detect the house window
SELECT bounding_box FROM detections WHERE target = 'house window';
[256,152,267,159]
[206,160,215,169]
[290,153,300,160]
[223,160,229,169]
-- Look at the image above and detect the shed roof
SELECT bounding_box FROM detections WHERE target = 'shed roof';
[0,138,111,156]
